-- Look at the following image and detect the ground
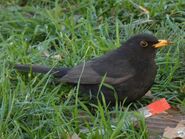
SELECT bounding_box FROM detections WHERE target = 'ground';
[0,0,185,138]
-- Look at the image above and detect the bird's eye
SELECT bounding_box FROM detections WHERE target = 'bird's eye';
[140,41,148,47]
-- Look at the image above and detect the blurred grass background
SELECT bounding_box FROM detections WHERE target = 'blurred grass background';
[0,0,185,138]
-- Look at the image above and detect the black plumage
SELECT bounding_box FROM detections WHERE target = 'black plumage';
[15,33,172,104]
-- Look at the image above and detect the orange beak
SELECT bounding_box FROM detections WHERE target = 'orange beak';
[153,40,173,48]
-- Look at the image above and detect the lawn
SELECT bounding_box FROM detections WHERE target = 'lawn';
[0,0,185,138]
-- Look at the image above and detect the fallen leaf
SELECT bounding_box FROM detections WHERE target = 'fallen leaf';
[163,120,185,139]
[144,90,154,99]
[145,90,152,96]
[68,133,81,139]
[146,110,185,139]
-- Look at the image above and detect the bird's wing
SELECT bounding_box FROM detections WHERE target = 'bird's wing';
[59,54,135,85]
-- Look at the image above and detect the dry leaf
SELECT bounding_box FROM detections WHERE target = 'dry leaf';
[163,120,185,139]
[146,109,185,139]
[68,133,81,139]
[144,90,154,99]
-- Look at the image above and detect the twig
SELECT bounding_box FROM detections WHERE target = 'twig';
[128,0,150,19]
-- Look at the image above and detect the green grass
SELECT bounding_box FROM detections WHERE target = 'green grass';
[0,0,185,138]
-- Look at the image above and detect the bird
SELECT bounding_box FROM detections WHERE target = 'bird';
[15,33,172,104]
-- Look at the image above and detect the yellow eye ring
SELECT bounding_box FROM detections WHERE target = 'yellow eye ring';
[140,41,148,47]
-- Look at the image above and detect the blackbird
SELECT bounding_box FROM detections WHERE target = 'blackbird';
[15,33,172,104]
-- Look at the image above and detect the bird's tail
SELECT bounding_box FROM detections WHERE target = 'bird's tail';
[14,64,70,78]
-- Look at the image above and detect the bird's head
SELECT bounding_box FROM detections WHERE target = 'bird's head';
[124,33,173,58]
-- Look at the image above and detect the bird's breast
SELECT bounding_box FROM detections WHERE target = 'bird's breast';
[116,60,157,102]
[135,60,157,87]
